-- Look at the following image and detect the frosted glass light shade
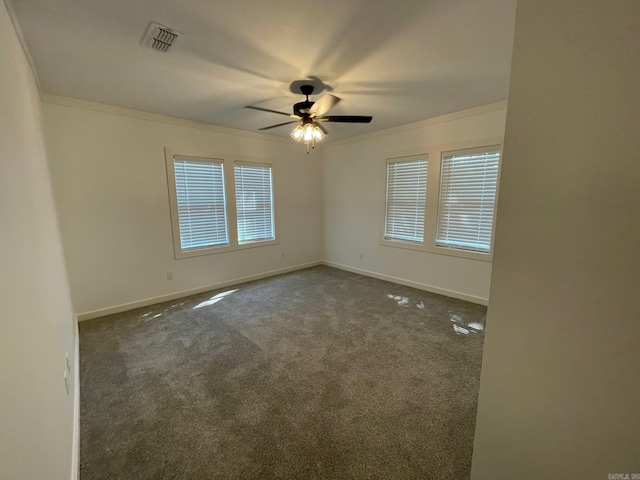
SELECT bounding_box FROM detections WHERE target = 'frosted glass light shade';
[290,125,304,141]
[291,123,325,143]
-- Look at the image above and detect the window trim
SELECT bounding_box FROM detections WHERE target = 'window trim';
[379,138,502,262]
[436,146,501,254]
[234,160,276,245]
[382,154,428,245]
[165,148,278,259]
[172,155,230,252]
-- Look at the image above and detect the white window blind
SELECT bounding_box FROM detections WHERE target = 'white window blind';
[234,162,275,245]
[173,158,229,250]
[384,157,428,243]
[436,149,500,253]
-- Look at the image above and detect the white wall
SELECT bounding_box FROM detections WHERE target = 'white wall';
[43,102,324,317]
[322,106,506,303]
[472,1,640,478]
[0,2,77,479]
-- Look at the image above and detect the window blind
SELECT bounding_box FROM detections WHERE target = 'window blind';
[173,158,229,250]
[384,158,428,243]
[436,149,500,253]
[234,162,275,244]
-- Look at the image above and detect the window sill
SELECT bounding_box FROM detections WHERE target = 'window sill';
[175,239,279,259]
[379,239,493,262]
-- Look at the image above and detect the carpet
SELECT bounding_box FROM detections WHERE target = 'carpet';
[79,266,486,479]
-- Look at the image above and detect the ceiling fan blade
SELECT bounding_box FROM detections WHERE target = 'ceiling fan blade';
[316,115,373,123]
[258,121,299,131]
[245,106,299,118]
[309,94,340,117]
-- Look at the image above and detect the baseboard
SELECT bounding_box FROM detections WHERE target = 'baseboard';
[71,317,80,480]
[323,261,489,306]
[76,259,486,321]
[77,261,323,321]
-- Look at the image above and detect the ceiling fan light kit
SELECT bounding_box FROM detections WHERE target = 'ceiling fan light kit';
[290,120,325,152]
[245,83,372,153]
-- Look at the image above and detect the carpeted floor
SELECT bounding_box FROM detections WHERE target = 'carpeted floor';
[79,266,486,479]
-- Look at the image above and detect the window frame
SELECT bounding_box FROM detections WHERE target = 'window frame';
[234,160,276,245]
[436,146,501,254]
[171,155,230,252]
[383,154,429,245]
[165,148,278,259]
[379,138,502,262]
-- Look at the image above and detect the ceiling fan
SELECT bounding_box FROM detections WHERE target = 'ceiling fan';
[245,84,372,151]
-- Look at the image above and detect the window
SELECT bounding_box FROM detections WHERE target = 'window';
[384,157,428,244]
[234,162,275,244]
[173,157,228,251]
[436,148,500,253]
[166,149,277,259]
[381,141,501,260]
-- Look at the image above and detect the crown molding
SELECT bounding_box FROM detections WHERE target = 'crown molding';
[40,94,292,144]
[322,101,508,148]
[40,94,507,148]
[4,0,42,99]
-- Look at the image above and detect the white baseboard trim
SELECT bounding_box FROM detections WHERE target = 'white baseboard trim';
[71,317,80,480]
[323,261,489,306]
[76,259,486,321]
[76,261,323,321]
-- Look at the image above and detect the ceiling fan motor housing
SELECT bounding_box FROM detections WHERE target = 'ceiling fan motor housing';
[245,82,372,132]
[293,101,314,117]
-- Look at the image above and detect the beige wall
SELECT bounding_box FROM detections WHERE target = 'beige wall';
[0,1,77,479]
[322,106,507,303]
[471,1,640,478]
[43,103,324,317]
[45,100,505,315]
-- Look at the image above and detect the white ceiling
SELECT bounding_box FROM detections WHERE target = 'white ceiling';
[10,0,517,141]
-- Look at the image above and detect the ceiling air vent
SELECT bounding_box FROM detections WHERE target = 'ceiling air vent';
[142,22,181,53]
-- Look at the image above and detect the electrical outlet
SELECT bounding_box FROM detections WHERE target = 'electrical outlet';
[167,271,173,280]
[281,252,285,259]
[359,252,364,260]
